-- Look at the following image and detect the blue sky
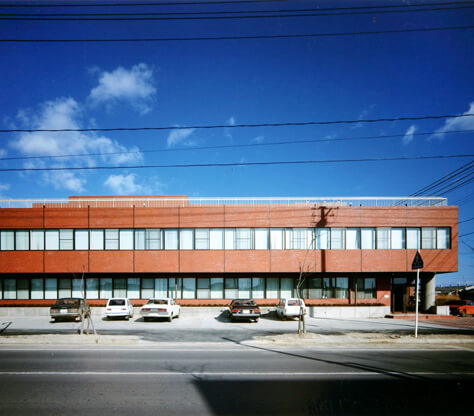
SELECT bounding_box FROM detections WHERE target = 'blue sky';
[0,0,472,285]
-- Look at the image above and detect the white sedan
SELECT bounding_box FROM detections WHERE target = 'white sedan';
[140,298,180,322]
[105,298,134,320]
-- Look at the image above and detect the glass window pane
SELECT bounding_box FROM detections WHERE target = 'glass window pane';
[100,278,112,299]
[209,229,223,250]
[45,230,59,250]
[90,229,104,250]
[270,228,283,250]
[182,278,195,299]
[72,278,84,297]
[225,229,235,250]
[135,229,145,250]
[266,277,279,298]
[224,277,238,299]
[75,229,89,250]
[169,278,182,299]
[30,230,44,250]
[164,229,178,250]
[45,278,57,300]
[146,229,162,250]
[437,228,450,249]
[197,278,210,299]
[335,277,349,299]
[210,277,224,299]
[281,278,293,298]
[290,228,307,249]
[316,228,329,249]
[105,229,119,250]
[422,227,436,249]
[195,229,210,250]
[361,228,375,249]
[391,228,405,249]
[236,228,252,249]
[407,228,420,249]
[142,278,154,299]
[331,228,344,249]
[1,231,14,250]
[59,229,73,250]
[180,229,194,250]
[255,229,269,250]
[3,279,16,299]
[119,229,134,250]
[377,228,390,249]
[86,278,98,299]
[346,228,360,250]
[322,277,334,299]
[252,277,265,299]
[154,278,168,297]
[15,230,29,250]
[58,278,71,298]
[114,278,127,297]
[309,278,322,299]
[17,279,29,299]
[238,277,251,298]
[31,278,44,299]
[127,278,140,299]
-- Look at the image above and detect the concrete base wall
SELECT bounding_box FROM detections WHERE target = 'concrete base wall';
[309,306,391,319]
[435,305,450,316]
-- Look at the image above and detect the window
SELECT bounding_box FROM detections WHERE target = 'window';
[45,278,57,299]
[331,228,345,249]
[335,278,349,299]
[254,229,269,250]
[75,229,89,250]
[154,278,167,297]
[164,229,178,250]
[30,230,44,250]
[1,231,14,250]
[225,229,235,250]
[288,228,308,249]
[252,277,265,298]
[195,229,209,250]
[355,277,376,299]
[281,278,293,298]
[391,228,405,249]
[210,277,224,299]
[100,278,112,299]
[72,279,84,297]
[58,278,72,298]
[127,278,140,299]
[309,278,322,299]
[142,278,154,298]
[316,228,329,249]
[238,277,251,298]
[182,278,195,299]
[270,228,284,249]
[197,278,210,299]
[17,279,29,299]
[105,229,119,250]
[422,227,436,249]
[346,228,360,250]
[322,277,333,298]
[210,229,224,249]
[169,278,182,299]
[31,278,44,300]
[266,277,279,298]
[180,229,194,250]
[90,229,104,250]
[119,229,134,250]
[225,278,238,299]
[45,230,59,250]
[236,228,252,249]
[407,228,420,249]
[361,228,375,249]
[86,278,99,299]
[146,229,162,250]
[60,229,73,250]
[114,278,127,297]
[15,230,29,250]
[437,228,450,249]
[135,229,145,250]
[3,279,16,299]
[377,228,390,249]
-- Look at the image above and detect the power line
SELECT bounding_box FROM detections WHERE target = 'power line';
[427,175,474,196]
[459,217,474,224]
[2,129,473,163]
[1,25,473,42]
[3,5,473,19]
[3,113,473,134]
[459,231,474,237]
[1,154,472,172]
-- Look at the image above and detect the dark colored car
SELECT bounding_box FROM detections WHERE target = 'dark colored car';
[449,300,474,317]
[229,299,261,322]
[50,298,91,322]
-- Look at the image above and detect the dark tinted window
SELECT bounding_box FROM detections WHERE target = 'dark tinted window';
[109,299,126,306]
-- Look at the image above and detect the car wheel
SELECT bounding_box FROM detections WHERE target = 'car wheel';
[255,318,259,323]
[461,310,467,317]
[125,315,129,321]
[168,314,173,322]
[51,317,55,323]
[143,317,149,322]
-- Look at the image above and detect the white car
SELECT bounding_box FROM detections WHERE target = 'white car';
[105,298,134,320]
[276,298,307,320]
[140,298,180,322]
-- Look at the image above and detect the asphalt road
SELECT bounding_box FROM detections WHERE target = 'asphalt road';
[0,345,473,415]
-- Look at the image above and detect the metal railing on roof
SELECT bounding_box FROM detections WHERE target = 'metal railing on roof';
[0,197,448,209]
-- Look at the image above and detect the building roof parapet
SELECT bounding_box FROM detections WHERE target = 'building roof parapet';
[0,196,448,209]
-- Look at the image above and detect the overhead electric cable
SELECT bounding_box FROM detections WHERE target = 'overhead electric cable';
[459,231,474,237]
[2,129,473,162]
[459,217,474,224]
[426,174,473,196]
[1,154,472,172]
[3,5,473,19]
[1,25,473,42]
[2,113,473,133]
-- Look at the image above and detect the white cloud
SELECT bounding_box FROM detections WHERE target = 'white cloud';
[225,116,236,140]
[167,128,195,147]
[252,135,264,143]
[432,102,474,140]
[88,63,156,114]
[228,116,236,126]
[353,104,376,129]
[104,173,152,195]
[0,183,10,192]
[403,125,417,144]
[10,97,143,192]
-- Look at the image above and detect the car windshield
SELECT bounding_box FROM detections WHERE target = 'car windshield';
[234,300,256,307]
[109,299,126,306]
[287,300,301,306]
[56,299,80,306]
[147,299,168,305]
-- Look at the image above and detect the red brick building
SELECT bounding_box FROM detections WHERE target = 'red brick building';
[0,196,457,313]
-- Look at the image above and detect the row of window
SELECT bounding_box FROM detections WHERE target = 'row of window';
[0,227,451,251]
[0,277,376,300]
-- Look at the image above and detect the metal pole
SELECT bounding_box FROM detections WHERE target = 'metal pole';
[415,268,419,338]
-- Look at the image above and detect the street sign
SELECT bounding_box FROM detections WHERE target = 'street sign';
[411,251,424,270]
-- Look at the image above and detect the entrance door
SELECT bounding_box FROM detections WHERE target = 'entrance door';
[391,277,408,313]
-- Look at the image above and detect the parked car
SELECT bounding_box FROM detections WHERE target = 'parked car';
[276,298,307,320]
[449,300,474,317]
[50,298,90,322]
[140,298,180,322]
[228,299,261,322]
[105,298,134,320]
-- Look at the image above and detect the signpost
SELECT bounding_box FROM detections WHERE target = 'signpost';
[412,251,424,338]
